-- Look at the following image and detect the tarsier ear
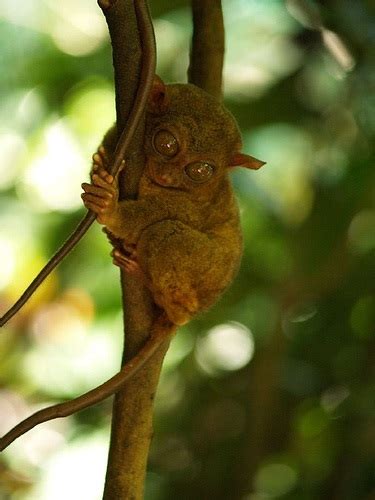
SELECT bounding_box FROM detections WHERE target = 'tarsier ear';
[229,153,266,170]
[148,75,170,114]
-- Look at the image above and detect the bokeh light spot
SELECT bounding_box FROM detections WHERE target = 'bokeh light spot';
[196,322,254,375]
[44,0,107,56]
[254,463,298,498]
[223,0,302,98]
[348,210,375,254]
[288,303,317,324]
[64,83,115,154]
[321,29,355,73]
[27,433,109,500]
[20,120,87,212]
[321,386,350,414]
[297,406,329,439]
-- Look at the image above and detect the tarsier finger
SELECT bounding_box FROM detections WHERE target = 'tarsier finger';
[81,183,113,200]
[81,201,105,215]
[98,146,110,164]
[92,173,115,191]
[81,193,109,209]
[96,168,114,183]
[93,148,109,168]
[92,151,103,164]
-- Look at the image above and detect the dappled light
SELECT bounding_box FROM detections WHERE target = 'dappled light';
[20,120,87,212]
[27,433,109,500]
[0,0,374,498]
[224,0,302,98]
[253,462,298,498]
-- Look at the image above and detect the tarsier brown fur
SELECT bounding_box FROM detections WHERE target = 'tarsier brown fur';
[84,77,264,325]
[0,77,264,451]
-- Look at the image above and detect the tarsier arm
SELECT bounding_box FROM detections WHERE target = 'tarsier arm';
[82,151,172,242]
[0,0,156,328]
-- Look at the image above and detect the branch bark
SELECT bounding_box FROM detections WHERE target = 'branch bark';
[188,0,225,100]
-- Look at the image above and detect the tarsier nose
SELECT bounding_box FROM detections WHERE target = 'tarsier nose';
[156,174,173,186]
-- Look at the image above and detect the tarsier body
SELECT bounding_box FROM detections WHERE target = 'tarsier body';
[82,78,264,325]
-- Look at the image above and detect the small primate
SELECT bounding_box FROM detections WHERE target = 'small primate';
[83,77,264,326]
[0,77,265,451]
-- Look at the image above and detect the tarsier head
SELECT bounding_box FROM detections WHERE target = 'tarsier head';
[144,76,265,192]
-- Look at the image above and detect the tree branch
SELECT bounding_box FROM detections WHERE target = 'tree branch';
[98,2,170,498]
[188,0,224,100]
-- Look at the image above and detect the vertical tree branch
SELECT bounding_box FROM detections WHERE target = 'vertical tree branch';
[188,0,224,100]
[102,1,225,497]
[100,1,170,498]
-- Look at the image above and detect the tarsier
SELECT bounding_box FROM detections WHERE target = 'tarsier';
[0,77,265,451]
[82,77,264,325]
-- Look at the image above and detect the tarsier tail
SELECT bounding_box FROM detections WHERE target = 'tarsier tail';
[0,314,175,451]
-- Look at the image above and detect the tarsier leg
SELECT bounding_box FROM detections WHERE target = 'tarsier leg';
[136,220,214,326]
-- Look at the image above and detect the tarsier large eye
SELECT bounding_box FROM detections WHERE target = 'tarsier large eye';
[152,129,179,157]
[185,161,214,183]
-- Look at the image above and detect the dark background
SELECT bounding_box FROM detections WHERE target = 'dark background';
[0,1,374,499]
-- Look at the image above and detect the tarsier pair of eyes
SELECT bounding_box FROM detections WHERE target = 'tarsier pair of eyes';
[152,129,214,183]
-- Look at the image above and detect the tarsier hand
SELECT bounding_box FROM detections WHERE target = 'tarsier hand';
[83,149,145,279]
[81,147,120,225]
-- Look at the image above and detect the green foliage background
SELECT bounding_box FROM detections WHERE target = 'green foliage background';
[0,1,374,499]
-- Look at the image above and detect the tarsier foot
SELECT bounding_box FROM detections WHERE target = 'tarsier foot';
[111,248,146,281]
